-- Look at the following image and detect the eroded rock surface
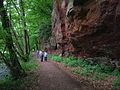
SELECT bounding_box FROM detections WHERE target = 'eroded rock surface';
[51,0,120,67]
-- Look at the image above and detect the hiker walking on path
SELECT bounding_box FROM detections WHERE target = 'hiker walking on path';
[41,51,44,62]
[44,51,48,61]
[39,50,42,59]
[36,50,39,58]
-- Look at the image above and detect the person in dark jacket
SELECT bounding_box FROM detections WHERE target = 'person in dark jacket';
[41,51,44,62]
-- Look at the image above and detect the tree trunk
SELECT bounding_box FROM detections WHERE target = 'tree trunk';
[8,0,27,61]
[0,0,25,79]
[20,0,30,61]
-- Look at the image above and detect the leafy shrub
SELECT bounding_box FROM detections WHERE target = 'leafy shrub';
[51,55,63,62]
[93,72,108,80]
[21,58,38,71]
[112,69,120,76]
[75,69,90,77]
[112,77,120,90]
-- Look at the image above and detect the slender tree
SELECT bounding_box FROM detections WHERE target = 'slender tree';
[8,0,26,61]
[19,0,30,61]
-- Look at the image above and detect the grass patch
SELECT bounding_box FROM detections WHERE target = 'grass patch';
[50,55,109,78]
[21,58,38,71]
[0,57,38,90]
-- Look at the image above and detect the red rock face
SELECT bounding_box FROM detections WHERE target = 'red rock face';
[52,0,120,59]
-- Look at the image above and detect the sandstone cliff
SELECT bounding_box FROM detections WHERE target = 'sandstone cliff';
[51,0,120,66]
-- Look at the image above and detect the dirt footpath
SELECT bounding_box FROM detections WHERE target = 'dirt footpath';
[33,60,93,90]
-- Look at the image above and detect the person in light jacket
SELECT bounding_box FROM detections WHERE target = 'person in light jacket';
[44,51,48,61]
[39,50,42,59]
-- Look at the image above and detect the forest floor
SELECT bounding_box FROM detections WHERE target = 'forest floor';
[0,56,116,90]
[23,59,99,90]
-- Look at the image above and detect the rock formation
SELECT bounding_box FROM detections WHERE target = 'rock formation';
[51,0,120,67]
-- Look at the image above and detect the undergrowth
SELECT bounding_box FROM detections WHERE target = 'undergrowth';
[50,55,120,89]
[0,57,38,90]
[112,76,120,90]
[21,58,38,71]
